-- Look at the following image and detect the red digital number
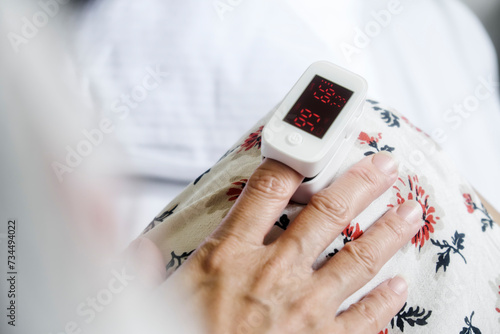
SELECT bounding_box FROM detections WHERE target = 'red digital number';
[331,94,347,108]
[294,109,320,133]
[314,85,334,104]
[314,83,347,108]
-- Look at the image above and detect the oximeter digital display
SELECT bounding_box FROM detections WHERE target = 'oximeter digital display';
[261,61,368,204]
[283,75,354,139]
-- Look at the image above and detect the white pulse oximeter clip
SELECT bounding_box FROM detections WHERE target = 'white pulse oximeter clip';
[261,61,368,204]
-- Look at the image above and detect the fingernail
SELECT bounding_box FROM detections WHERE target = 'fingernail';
[388,276,408,296]
[372,152,398,176]
[396,200,422,224]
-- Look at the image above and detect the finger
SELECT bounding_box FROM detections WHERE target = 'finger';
[277,152,398,260]
[334,276,408,334]
[124,237,167,288]
[213,158,303,245]
[315,200,422,301]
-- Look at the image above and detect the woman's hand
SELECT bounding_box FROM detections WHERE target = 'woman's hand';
[139,152,423,333]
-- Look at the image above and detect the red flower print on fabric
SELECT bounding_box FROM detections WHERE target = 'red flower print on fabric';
[358,131,395,156]
[462,193,496,231]
[358,131,382,145]
[226,179,248,201]
[378,329,388,334]
[388,175,440,250]
[497,285,500,310]
[463,194,475,213]
[327,223,364,258]
[496,285,500,314]
[490,277,500,317]
[342,222,363,242]
[237,126,263,153]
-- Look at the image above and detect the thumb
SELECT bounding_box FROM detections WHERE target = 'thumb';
[124,237,167,289]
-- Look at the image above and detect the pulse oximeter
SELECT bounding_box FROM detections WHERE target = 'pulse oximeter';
[261,61,368,204]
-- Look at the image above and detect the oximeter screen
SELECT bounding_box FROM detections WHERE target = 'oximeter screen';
[283,75,353,139]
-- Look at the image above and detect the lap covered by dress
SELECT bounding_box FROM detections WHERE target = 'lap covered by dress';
[143,100,500,333]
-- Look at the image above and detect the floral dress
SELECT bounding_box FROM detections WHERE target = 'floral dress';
[143,101,500,333]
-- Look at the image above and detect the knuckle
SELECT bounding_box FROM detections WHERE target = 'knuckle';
[241,296,271,325]
[376,288,397,308]
[259,256,287,281]
[197,237,233,274]
[309,191,350,224]
[382,214,407,244]
[288,298,321,329]
[349,300,381,329]
[342,240,381,277]
[346,165,382,190]
[246,167,291,202]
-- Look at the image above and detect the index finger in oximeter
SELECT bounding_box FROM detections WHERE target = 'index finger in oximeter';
[261,61,368,204]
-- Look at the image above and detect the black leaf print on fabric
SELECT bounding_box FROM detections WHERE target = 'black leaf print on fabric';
[194,169,211,185]
[217,147,237,163]
[166,250,195,271]
[380,109,401,128]
[460,312,482,334]
[274,214,290,230]
[144,204,180,234]
[463,193,496,231]
[380,145,395,153]
[154,204,179,222]
[366,99,379,105]
[480,217,494,232]
[326,249,339,258]
[369,140,379,150]
[390,302,432,332]
[142,221,155,234]
[430,231,467,273]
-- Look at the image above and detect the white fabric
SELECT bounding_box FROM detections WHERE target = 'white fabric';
[74,0,500,209]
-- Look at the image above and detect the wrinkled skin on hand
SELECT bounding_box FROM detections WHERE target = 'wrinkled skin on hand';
[138,153,423,333]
